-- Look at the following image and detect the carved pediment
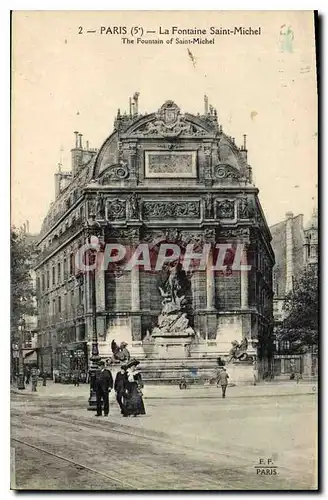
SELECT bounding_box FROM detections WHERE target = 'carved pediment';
[126,101,212,139]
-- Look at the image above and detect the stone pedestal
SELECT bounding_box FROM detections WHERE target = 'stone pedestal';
[226,361,255,385]
[151,335,194,359]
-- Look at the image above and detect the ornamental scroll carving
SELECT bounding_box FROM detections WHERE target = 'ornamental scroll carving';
[143,201,200,219]
[214,164,242,181]
[218,227,250,240]
[109,227,140,241]
[216,199,235,219]
[141,228,216,248]
[106,198,126,220]
[99,163,130,184]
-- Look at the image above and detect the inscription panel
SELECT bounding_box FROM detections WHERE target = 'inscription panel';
[144,151,197,178]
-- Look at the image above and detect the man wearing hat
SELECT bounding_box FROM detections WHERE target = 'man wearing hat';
[95,360,113,417]
[217,367,229,398]
[114,365,128,416]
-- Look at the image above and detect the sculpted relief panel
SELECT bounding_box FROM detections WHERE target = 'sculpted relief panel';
[144,151,197,178]
[143,201,200,219]
[215,199,236,219]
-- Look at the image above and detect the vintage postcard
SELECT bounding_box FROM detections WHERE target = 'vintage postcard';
[11,10,318,491]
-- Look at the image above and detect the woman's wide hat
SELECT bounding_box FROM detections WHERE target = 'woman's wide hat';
[122,358,140,370]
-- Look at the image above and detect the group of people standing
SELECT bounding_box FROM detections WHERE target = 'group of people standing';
[22,365,46,391]
[95,358,146,418]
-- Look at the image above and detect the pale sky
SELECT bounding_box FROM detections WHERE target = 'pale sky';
[11,10,318,234]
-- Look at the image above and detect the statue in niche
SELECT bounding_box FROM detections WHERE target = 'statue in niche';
[204,193,213,219]
[95,192,105,219]
[128,192,139,219]
[152,260,195,337]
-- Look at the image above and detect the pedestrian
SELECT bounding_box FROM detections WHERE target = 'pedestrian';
[42,372,47,386]
[95,360,113,417]
[73,367,80,387]
[124,359,146,417]
[179,376,187,389]
[25,366,30,385]
[114,366,127,416]
[217,367,229,398]
[30,365,38,392]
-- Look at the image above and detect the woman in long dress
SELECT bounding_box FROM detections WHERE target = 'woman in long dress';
[124,360,146,417]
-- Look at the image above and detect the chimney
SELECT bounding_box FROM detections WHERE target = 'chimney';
[129,97,132,117]
[86,140,89,150]
[204,95,209,114]
[54,170,61,198]
[71,131,83,176]
[243,134,247,150]
[133,92,140,116]
[285,211,294,294]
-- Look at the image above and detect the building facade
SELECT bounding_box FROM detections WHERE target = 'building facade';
[35,96,275,382]
[270,209,318,377]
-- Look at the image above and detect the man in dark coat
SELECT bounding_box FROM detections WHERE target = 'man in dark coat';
[95,360,113,417]
[114,366,127,416]
[217,367,229,398]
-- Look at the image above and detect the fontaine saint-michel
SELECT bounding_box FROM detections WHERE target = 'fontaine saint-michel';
[35,94,274,384]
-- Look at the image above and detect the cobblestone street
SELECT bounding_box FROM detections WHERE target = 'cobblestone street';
[11,381,318,490]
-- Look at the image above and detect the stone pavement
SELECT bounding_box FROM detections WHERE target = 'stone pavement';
[11,379,318,400]
[11,380,318,490]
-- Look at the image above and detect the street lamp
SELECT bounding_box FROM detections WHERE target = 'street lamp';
[85,216,102,410]
[17,318,25,390]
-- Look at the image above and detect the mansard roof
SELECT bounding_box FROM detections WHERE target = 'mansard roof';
[93,100,249,179]
[40,156,95,237]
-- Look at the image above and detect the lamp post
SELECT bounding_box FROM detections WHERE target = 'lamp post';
[86,217,101,410]
[17,318,25,390]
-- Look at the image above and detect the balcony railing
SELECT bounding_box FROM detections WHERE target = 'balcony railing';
[36,219,83,265]
[38,305,86,328]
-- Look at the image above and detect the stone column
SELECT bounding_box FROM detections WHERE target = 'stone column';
[95,254,105,311]
[206,248,215,310]
[95,253,106,339]
[131,264,140,312]
[241,246,249,310]
[206,246,217,341]
[130,249,141,342]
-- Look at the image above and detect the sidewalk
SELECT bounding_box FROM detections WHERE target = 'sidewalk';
[11,379,318,399]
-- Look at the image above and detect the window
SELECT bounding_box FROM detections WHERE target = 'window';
[70,290,75,312]
[63,258,68,279]
[58,296,62,314]
[57,262,61,283]
[52,266,56,285]
[70,252,75,275]
[47,270,50,289]
[42,274,45,291]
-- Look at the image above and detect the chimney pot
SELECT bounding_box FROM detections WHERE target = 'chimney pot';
[74,131,79,148]
[285,211,294,220]
[204,95,209,115]
[86,140,89,150]
[78,133,83,149]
